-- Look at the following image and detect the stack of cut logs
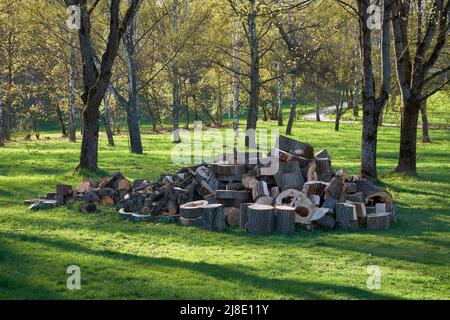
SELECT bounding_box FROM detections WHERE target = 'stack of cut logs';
[26,135,396,234]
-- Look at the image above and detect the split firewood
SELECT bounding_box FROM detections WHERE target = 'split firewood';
[224,207,240,227]
[275,206,296,234]
[210,163,247,176]
[202,204,225,232]
[315,158,333,182]
[271,148,297,162]
[315,149,331,159]
[197,180,216,196]
[215,190,252,201]
[255,196,274,206]
[346,182,357,194]
[117,179,131,191]
[239,203,253,230]
[278,135,315,159]
[179,200,208,218]
[278,161,301,174]
[274,172,304,191]
[302,181,328,200]
[28,200,58,210]
[180,216,204,227]
[270,187,280,198]
[345,192,364,203]
[325,176,346,201]
[101,196,115,206]
[367,212,391,230]
[56,184,73,197]
[203,193,216,204]
[246,204,275,234]
[167,200,178,214]
[242,175,259,189]
[251,181,269,200]
[131,213,153,223]
[76,180,94,194]
[311,207,335,230]
[302,160,317,181]
[226,182,245,191]
[352,176,381,198]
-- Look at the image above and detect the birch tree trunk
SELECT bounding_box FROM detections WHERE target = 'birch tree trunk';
[277,58,284,126]
[246,0,260,134]
[68,35,77,142]
[232,17,240,132]
[286,73,297,135]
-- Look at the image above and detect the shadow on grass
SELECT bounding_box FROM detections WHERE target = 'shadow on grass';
[0,231,398,300]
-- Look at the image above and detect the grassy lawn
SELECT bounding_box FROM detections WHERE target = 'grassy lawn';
[0,119,449,299]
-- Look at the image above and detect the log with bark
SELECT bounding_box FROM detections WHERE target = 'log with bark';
[202,204,225,232]
[311,207,335,230]
[315,158,333,182]
[179,200,208,218]
[275,206,296,234]
[274,189,316,224]
[278,135,315,159]
[246,204,275,234]
[224,207,240,227]
[239,203,253,230]
[335,203,358,230]
[251,181,269,200]
[367,212,391,230]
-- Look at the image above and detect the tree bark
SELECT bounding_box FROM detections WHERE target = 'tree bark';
[277,58,284,126]
[68,36,77,142]
[420,99,431,143]
[232,16,240,132]
[246,0,260,135]
[286,73,297,135]
[172,0,181,143]
[55,103,68,137]
[0,78,4,147]
[102,93,115,146]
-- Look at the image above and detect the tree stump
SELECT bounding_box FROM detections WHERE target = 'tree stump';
[224,207,240,227]
[302,160,317,181]
[365,191,393,212]
[322,196,337,210]
[246,204,274,234]
[202,204,225,232]
[367,212,391,230]
[275,206,296,234]
[179,200,208,218]
[239,203,253,230]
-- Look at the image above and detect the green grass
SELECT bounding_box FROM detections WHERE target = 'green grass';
[0,119,449,299]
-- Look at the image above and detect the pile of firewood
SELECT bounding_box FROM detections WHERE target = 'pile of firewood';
[26,135,396,233]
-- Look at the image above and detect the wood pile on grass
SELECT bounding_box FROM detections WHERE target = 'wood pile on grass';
[26,135,396,233]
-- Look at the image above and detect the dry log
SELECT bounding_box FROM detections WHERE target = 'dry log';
[239,203,253,230]
[346,182,357,194]
[302,160,317,181]
[28,200,58,210]
[278,161,301,174]
[255,196,274,206]
[197,180,216,196]
[345,192,365,203]
[180,216,204,227]
[390,203,397,224]
[210,163,246,176]
[367,212,391,230]
[272,148,297,162]
[56,184,73,197]
[179,200,208,218]
[352,177,381,198]
[315,149,331,159]
[215,190,252,201]
[270,187,280,198]
[224,207,240,227]
[274,172,304,191]
[246,204,275,234]
[226,182,245,191]
[302,181,328,199]
[76,180,94,194]
[278,135,314,159]
[365,191,393,211]
[274,189,316,224]
[202,204,225,232]
[325,176,346,201]
[335,203,358,230]
[101,196,115,206]
[275,206,296,234]
[251,181,269,200]
[167,200,178,214]
[242,175,259,189]
[315,158,333,182]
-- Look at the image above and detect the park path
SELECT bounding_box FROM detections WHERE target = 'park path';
[302,105,450,129]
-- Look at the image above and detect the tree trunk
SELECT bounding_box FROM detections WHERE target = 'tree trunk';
[396,100,420,175]
[420,99,431,143]
[286,73,297,135]
[246,0,260,135]
[55,103,67,137]
[102,94,115,146]
[232,17,240,132]
[79,100,101,170]
[68,34,77,142]
[124,15,143,154]
[277,59,284,126]
[315,87,320,121]
[172,0,181,143]
[0,78,4,147]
